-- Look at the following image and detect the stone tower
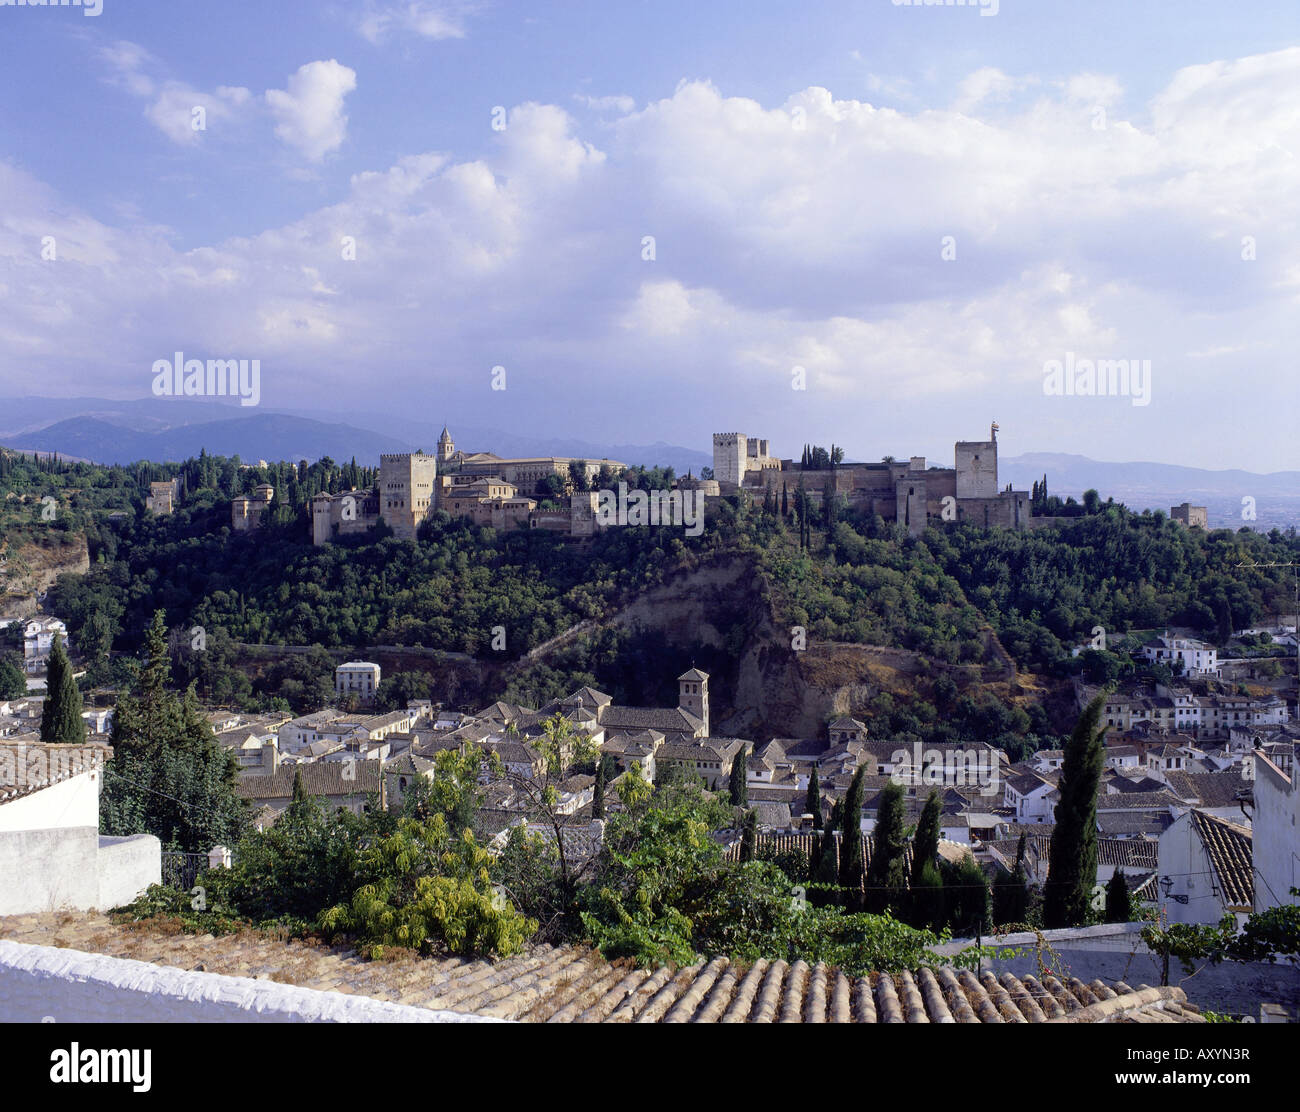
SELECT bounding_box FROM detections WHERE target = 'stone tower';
[678,668,709,737]
[438,426,455,462]
[712,433,747,491]
[955,433,998,500]
[379,452,438,539]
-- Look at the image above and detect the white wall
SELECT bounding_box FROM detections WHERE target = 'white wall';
[1253,759,1300,912]
[97,834,162,909]
[0,941,503,1023]
[0,771,100,832]
[0,827,99,914]
[0,829,160,915]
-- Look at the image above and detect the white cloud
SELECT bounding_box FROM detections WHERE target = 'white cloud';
[99,39,251,145]
[7,48,1300,464]
[265,60,358,162]
[358,2,475,43]
[952,67,1037,112]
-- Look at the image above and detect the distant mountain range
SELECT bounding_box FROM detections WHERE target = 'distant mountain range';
[1001,453,1300,531]
[0,397,712,474]
[1,398,1294,530]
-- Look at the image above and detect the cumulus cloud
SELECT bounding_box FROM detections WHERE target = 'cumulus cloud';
[100,39,251,145]
[265,60,357,161]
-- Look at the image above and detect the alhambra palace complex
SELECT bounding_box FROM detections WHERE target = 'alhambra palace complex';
[228,424,1045,542]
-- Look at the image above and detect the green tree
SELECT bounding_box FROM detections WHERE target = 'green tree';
[592,757,606,820]
[839,766,869,912]
[1044,694,1107,928]
[0,651,26,700]
[40,634,86,744]
[739,808,758,862]
[911,789,941,887]
[865,780,907,915]
[729,744,749,807]
[99,610,247,852]
[806,764,822,829]
[1105,868,1132,923]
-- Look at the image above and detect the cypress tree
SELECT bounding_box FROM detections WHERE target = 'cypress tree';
[1105,869,1132,923]
[0,651,26,700]
[811,800,842,906]
[911,860,945,932]
[781,483,788,517]
[943,854,990,936]
[806,765,822,829]
[911,789,941,888]
[592,758,606,819]
[838,765,869,912]
[1044,694,1107,928]
[866,780,907,914]
[40,634,85,744]
[729,744,748,807]
[739,807,758,862]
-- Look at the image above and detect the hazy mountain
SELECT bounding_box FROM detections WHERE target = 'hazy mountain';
[1002,452,1300,531]
[0,397,710,473]
[6,415,412,466]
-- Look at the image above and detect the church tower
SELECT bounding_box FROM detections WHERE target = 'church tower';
[438,426,455,462]
[678,668,710,737]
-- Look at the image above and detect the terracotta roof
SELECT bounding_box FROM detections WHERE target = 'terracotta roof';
[1189,810,1253,910]
[0,742,113,805]
[1163,771,1252,810]
[598,706,702,734]
[0,912,1204,1023]
[236,763,381,800]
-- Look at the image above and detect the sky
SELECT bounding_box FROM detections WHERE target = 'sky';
[1,0,1298,471]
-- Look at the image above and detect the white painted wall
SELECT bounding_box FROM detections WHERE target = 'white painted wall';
[0,770,100,832]
[1253,758,1300,912]
[0,941,503,1023]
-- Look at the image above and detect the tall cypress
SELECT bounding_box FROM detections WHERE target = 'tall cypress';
[838,765,868,912]
[739,808,758,862]
[592,758,606,820]
[811,800,842,906]
[1044,694,1107,928]
[866,780,907,914]
[729,744,748,807]
[805,765,822,829]
[40,634,85,744]
[1105,869,1132,923]
[911,790,941,888]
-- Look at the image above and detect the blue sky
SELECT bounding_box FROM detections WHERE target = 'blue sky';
[2,0,1298,470]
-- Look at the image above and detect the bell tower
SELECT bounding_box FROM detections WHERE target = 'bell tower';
[678,668,710,737]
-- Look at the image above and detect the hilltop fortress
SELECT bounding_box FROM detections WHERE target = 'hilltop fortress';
[295,429,629,545]
[233,424,1032,543]
[713,423,1031,535]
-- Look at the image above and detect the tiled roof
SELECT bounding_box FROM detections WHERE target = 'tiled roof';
[0,912,1205,1023]
[1095,791,1181,811]
[235,763,381,800]
[0,742,113,805]
[1163,771,1252,810]
[1097,812,1174,836]
[1189,810,1253,910]
[598,706,702,734]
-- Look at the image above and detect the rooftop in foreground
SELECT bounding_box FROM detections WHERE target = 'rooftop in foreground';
[0,912,1202,1023]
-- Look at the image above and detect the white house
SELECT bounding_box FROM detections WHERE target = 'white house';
[1157,809,1253,927]
[335,661,381,703]
[22,617,68,674]
[1142,634,1219,677]
[1003,770,1058,823]
[1252,750,1299,913]
[0,742,160,914]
